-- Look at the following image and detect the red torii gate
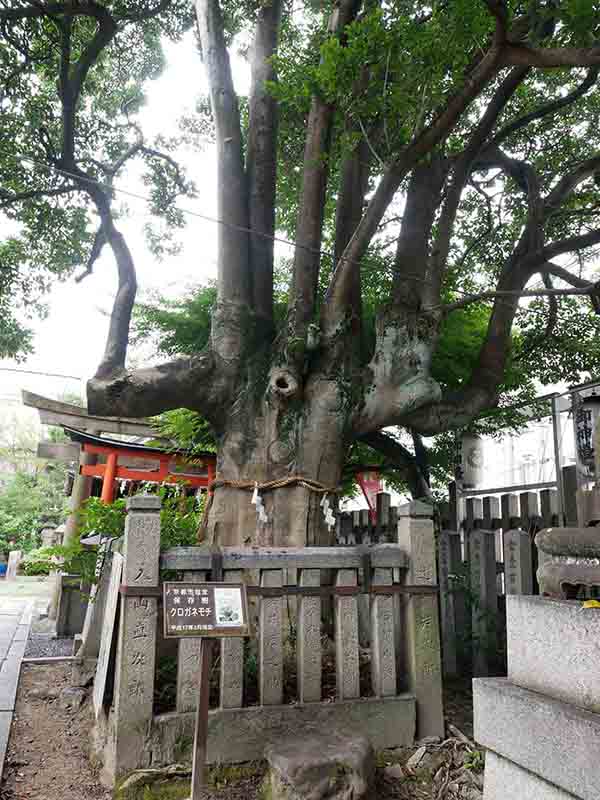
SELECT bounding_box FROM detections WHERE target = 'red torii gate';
[63,426,216,503]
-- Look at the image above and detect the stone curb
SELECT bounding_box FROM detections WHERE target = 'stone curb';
[0,601,34,782]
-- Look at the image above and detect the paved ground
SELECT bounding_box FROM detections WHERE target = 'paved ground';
[0,577,53,780]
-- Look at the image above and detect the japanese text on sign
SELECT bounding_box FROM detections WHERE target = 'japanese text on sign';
[163,582,249,638]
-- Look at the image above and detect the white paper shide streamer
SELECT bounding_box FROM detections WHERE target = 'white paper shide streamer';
[251,482,269,524]
[320,494,336,530]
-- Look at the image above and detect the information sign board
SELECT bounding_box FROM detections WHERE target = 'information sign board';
[163,581,249,639]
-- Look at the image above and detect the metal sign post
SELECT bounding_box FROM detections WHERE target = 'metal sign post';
[163,581,250,799]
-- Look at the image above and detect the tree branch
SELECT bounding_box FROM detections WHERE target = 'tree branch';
[542,227,600,262]
[74,224,106,283]
[482,0,508,44]
[246,0,282,323]
[359,431,431,499]
[544,154,600,212]
[493,67,599,147]
[324,39,505,332]
[0,184,77,208]
[196,0,250,310]
[87,351,224,421]
[440,283,595,314]
[428,66,528,305]
[392,156,448,307]
[331,135,371,339]
[503,44,600,68]
[288,0,361,358]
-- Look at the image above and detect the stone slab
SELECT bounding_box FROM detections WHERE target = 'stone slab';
[151,695,416,766]
[7,638,27,662]
[507,595,600,714]
[11,624,30,643]
[161,545,407,572]
[484,751,577,800]
[19,603,33,626]
[474,677,600,800]
[0,658,21,711]
[0,711,11,781]
[93,552,123,718]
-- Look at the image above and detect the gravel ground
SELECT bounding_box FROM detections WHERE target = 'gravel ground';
[24,611,75,658]
[24,633,75,658]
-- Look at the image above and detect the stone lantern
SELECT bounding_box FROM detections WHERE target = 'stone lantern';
[460,433,484,488]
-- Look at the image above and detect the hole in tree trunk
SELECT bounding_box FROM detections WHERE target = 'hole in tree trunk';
[276,377,289,390]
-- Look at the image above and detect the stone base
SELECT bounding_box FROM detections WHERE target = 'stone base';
[484,752,577,800]
[474,678,600,800]
[151,695,415,769]
[95,695,415,787]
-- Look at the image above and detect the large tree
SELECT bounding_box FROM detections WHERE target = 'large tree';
[4,1,600,546]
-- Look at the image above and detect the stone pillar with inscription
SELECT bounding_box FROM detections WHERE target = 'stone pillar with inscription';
[469,528,497,677]
[438,529,460,677]
[503,528,533,596]
[107,496,160,784]
[397,502,444,738]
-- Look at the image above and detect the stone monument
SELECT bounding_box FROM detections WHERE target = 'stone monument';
[5,550,22,580]
[474,527,600,800]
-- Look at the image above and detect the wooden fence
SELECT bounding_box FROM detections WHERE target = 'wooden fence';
[437,466,576,678]
[335,492,401,545]
[92,496,444,786]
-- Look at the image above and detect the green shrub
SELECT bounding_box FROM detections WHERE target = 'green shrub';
[27,490,205,586]
[21,547,53,576]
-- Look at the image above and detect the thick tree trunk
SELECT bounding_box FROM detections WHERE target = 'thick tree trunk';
[205,374,347,548]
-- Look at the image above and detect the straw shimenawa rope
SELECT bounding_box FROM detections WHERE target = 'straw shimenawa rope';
[198,475,341,537]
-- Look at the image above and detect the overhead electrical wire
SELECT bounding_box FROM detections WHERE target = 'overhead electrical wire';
[0,146,597,311]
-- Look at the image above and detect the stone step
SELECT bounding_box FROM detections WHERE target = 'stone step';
[484,751,578,800]
[507,595,600,714]
[474,677,600,800]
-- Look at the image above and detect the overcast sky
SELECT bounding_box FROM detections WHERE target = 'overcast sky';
[0,31,254,404]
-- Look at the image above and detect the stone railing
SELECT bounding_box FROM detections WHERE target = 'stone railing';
[91,496,444,786]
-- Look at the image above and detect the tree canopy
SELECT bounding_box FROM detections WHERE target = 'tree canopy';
[3,1,600,538]
[0,0,194,360]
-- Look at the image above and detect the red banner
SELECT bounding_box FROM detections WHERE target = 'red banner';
[357,471,383,523]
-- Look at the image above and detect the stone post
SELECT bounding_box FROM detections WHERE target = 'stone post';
[335,569,360,700]
[51,431,99,621]
[297,569,322,703]
[77,545,114,661]
[370,567,396,697]
[259,570,284,706]
[469,529,497,676]
[397,502,444,739]
[176,571,206,713]
[5,550,22,580]
[62,437,98,546]
[220,569,244,709]
[438,530,459,677]
[108,496,160,783]
[503,529,533,596]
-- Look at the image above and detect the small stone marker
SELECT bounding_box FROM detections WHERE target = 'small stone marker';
[503,529,533,596]
[5,551,22,581]
[264,731,375,800]
[469,529,497,676]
